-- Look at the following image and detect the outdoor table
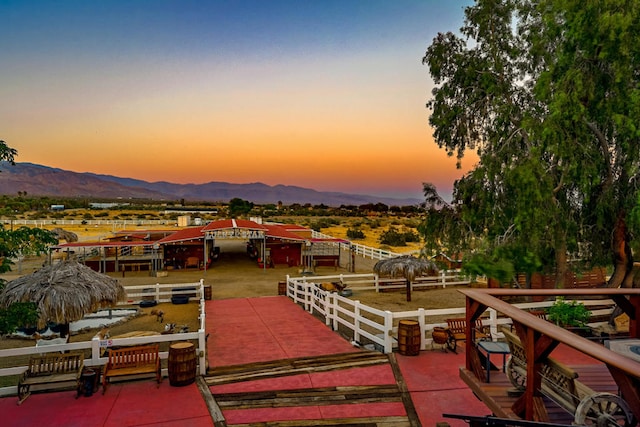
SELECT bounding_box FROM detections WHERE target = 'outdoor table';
[477,340,510,383]
[605,338,640,363]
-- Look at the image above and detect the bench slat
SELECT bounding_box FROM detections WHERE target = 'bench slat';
[22,373,79,385]
[103,344,162,393]
[18,352,84,404]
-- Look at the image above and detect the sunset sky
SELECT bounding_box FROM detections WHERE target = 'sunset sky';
[1,0,476,201]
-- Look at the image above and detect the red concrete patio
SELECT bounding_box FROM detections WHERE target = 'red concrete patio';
[0,295,542,426]
[205,296,491,426]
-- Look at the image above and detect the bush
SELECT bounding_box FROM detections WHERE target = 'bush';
[403,230,420,243]
[379,227,407,246]
[310,217,340,231]
[346,228,365,239]
[547,297,591,327]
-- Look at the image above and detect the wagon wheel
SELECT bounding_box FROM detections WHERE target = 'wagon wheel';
[575,392,637,427]
[505,357,526,390]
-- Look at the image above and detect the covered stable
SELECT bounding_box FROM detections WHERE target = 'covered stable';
[51,219,346,273]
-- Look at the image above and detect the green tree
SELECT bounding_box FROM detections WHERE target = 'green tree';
[4,226,58,273]
[421,0,640,287]
[0,225,55,335]
[0,140,18,167]
[0,140,56,334]
[228,198,254,218]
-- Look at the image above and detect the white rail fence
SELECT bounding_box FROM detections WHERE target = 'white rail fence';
[0,280,207,398]
[310,230,402,261]
[0,219,176,227]
[286,271,470,299]
[285,274,616,354]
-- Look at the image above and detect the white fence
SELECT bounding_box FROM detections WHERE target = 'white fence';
[0,219,175,227]
[122,281,205,305]
[286,271,470,298]
[311,230,402,261]
[285,274,616,354]
[0,280,207,398]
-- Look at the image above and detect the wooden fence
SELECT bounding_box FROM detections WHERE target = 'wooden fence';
[0,280,207,398]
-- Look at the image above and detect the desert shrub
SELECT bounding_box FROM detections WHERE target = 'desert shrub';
[403,230,420,243]
[379,227,407,246]
[368,219,382,229]
[346,228,365,239]
[310,217,340,231]
[403,219,420,228]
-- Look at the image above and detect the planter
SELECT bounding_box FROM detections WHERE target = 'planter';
[566,326,591,338]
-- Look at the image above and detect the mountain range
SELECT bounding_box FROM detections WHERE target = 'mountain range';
[0,162,422,207]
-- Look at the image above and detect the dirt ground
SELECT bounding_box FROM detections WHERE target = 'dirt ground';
[0,234,473,349]
[0,237,478,389]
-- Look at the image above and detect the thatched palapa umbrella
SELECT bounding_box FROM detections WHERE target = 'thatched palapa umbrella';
[374,255,438,302]
[0,260,125,339]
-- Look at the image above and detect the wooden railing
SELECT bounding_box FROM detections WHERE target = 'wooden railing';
[459,288,640,424]
[0,281,208,398]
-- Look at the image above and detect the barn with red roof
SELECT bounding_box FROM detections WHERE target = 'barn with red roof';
[52,219,346,273]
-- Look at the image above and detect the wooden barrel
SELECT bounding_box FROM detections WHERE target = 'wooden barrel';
[278,281,287,295]
[398,320,421,356]
[168,342,197,386]
[203,285,212,300]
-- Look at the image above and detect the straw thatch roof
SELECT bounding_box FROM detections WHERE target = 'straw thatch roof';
[374,255,438,302]
[0,260,125,329]
[373,255,438,282]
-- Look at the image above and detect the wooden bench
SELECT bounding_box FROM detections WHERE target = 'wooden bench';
[102,344,162,393]
[502,328,634,425]
[446,317,489,342]
[17,352,84,404]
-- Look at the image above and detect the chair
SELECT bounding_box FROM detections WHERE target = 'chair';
[445,317,489,342]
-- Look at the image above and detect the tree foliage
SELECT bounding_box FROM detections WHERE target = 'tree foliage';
[0,224,58,335]
[421,0,640,287]
[0,140,18,166]
[227,198,254,218]
[0,140,59,334]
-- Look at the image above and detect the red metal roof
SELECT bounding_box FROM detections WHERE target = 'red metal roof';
[262,224,306,241]
[156,226,205,244]
[201,219,268,232]
[53,221,319,249]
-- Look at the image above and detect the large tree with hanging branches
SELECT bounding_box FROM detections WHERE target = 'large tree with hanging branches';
[421,0,640,287]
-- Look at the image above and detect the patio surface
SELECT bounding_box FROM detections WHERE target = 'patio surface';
[1,295,595,426]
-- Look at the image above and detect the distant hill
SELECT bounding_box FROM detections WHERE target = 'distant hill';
[0,162,422,207]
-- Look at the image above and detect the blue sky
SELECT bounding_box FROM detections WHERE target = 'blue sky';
[0,0,475,201]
